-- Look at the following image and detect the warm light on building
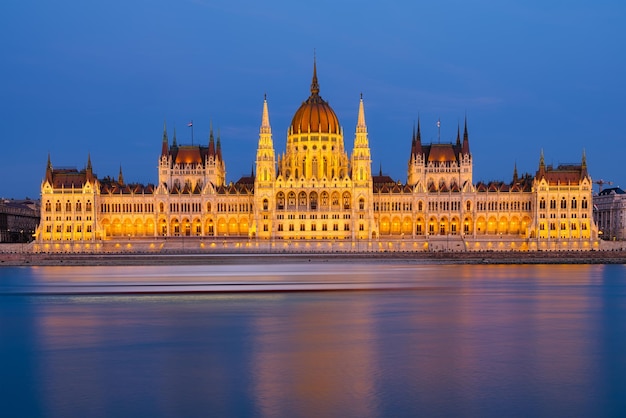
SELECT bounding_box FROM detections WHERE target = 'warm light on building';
[34,62,599,253]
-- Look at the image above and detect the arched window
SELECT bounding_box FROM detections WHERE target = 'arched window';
[539,198,546,209]
[86,200,92,212]
[65,200,72,212]
[550,199,556,209]
[276,192,285,210]
[45,201,51,212]
[418,201,423,212]
[343,192,351,210]
[76,201,82,212]
[160,202,165,213]
[263,199,268,211]
[466,201,471,212]
[571,198,577,209]
[561,197,567,209]
[359,198,365,210]
[206,202,211,212]
[582,198,588,209]
[312,157,318,179]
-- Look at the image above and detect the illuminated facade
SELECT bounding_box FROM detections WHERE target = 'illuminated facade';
[35,63,599,252]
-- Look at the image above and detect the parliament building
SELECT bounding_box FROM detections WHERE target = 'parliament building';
[35,63,599,252]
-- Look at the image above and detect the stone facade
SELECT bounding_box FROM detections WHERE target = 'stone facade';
[35,64,599,252]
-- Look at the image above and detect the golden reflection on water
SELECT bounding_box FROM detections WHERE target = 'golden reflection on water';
[252,295,378,418]
[20,263,619,417]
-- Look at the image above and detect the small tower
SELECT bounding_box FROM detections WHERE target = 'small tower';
[253,95,278,240]
[255,94,277,185]
[407,118,423,186]
[351,93,372,183]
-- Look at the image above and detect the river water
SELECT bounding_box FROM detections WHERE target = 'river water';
[1,262,625,417]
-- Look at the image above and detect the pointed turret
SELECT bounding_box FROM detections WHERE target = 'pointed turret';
[86,153,94,182]
[456,123,461,147]
[118,165,124,185]
[216,129,222,160]
[45,153,53,184]
[260,93,271,135]
[161,120,169,156]
[208,123,215,156]
[172,127,178,147]
[415,118,423,155]
[537,149,546,178]
[351,94,372,182]
[513,162,519,183]
[311,55,320,96]
[581,149,588,178]
[356,93,366,134]
[462,117,470,154]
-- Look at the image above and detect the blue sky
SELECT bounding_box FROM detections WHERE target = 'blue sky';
[1,0,624,198]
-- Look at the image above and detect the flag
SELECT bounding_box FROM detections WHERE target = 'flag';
[187,121,193,127]
[436,119,440,128]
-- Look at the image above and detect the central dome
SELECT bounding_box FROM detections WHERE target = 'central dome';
[289,62,340,135]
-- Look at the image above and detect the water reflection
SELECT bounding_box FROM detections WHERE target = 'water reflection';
[0,263,624,417]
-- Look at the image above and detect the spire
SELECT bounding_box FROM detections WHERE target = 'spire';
[118,165,124,185]
[356,93,367,134]
[216,128,222,160]
[415,118,423,155]
[172,127,178,147]
[513,162,519,183]
[379,163,383,177]
[260,94,271,135]
[311,53,320,96]
[581,149,588,177]
[85,154,94,182]
[462,116,470,154]
[161,119,169,156]
[45,153,53,183]
[208,123,215,156]
[456,123,461,147]
[538,149,546,178]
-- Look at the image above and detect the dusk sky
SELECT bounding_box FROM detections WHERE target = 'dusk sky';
[2,0,624,199]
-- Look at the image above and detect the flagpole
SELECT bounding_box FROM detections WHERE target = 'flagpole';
[437,118,441,143]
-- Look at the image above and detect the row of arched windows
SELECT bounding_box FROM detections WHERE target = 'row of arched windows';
[45,199,92,213]
[539,197,587,210]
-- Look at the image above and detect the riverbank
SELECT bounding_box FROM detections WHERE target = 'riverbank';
[2,250,626,266]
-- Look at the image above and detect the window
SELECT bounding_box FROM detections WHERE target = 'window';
[582,199,588,209]
[550,199,556,209]
[86,200,92,212]
[263,224,268,232]
[66,201,72,212]
[263,199,268,210]
[466,201,471,212]
[561,198,567,209]
[571,198,577,209]
[300,224,305,231]
[45,201,51,212]
[540,199,546,209]
[55,201,61,211]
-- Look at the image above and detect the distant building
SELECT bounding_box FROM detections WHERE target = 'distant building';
[0,199,40,243]
[34,62,599,252]
[593,187,626,240]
